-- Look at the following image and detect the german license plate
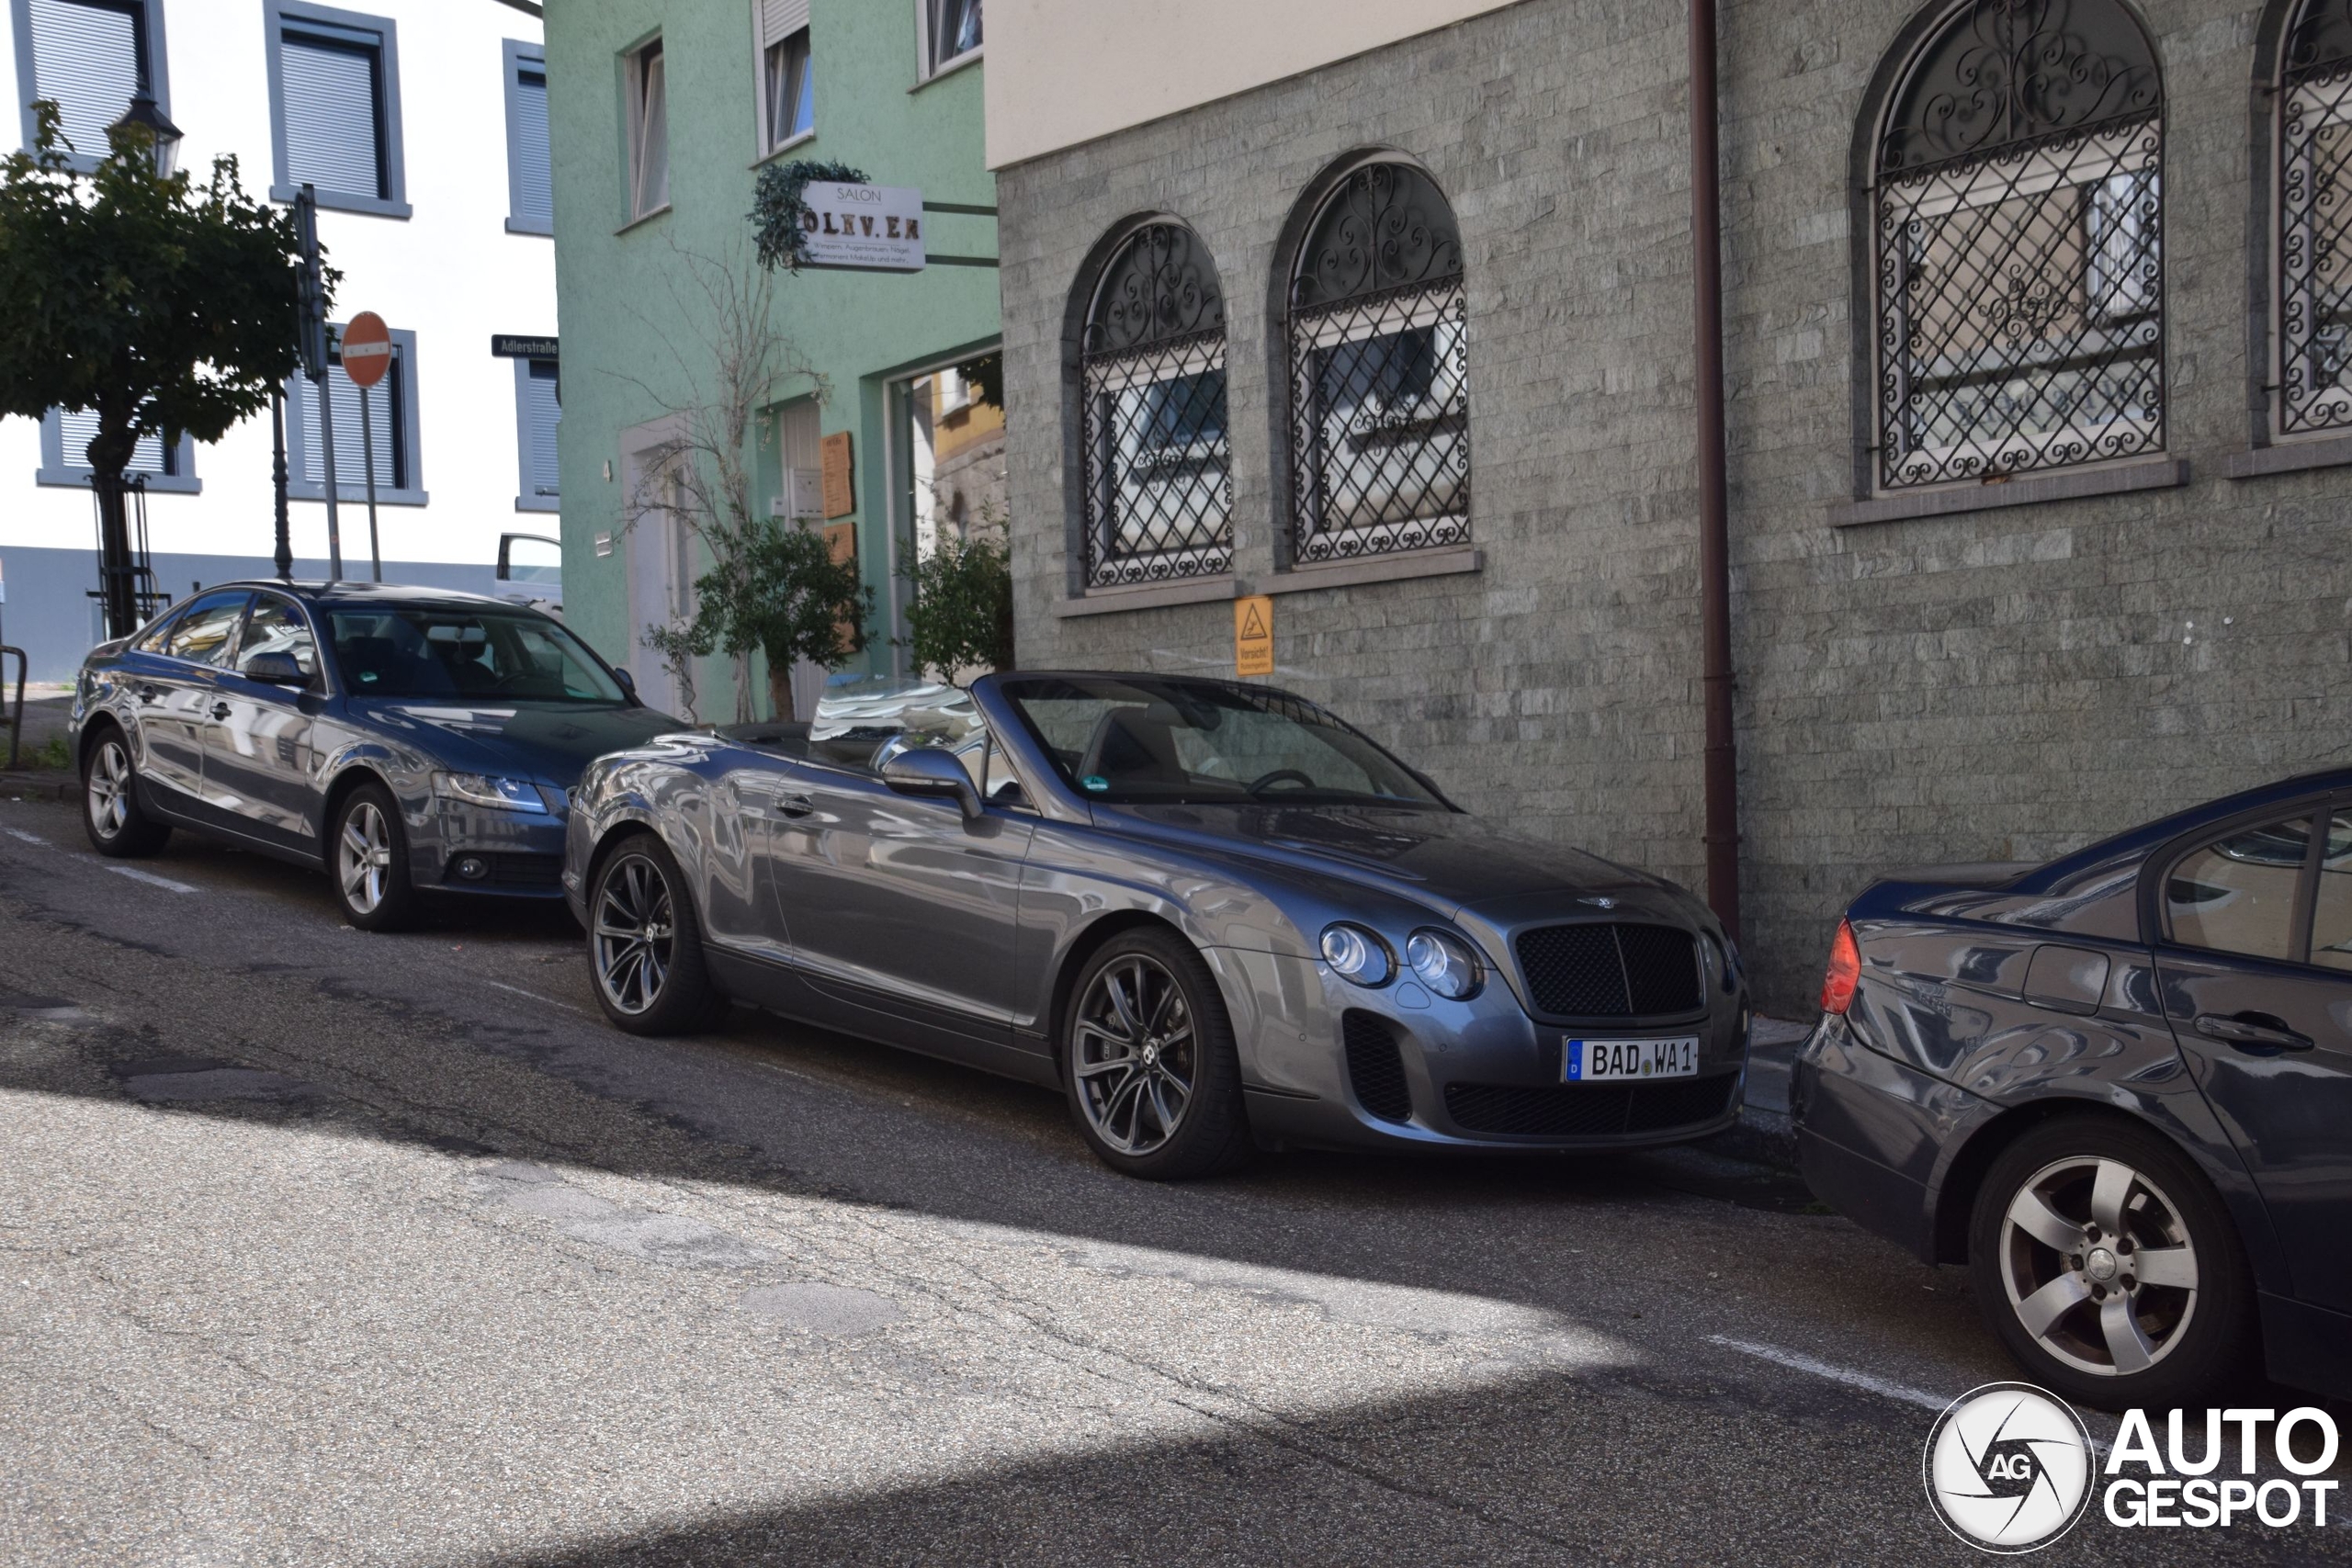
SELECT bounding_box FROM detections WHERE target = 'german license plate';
[1565,1037,1699,1082]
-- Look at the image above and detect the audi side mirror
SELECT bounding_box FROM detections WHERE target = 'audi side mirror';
[612,666,638,701]
[245,652,310,686]
[879,747,981,820]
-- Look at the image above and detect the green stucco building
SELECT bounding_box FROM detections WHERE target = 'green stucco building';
[546,0,998,718]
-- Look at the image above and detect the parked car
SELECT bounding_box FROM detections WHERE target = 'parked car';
[72,581,679,929]
[566,672,1750,1179]
[1793,771,2352,1407]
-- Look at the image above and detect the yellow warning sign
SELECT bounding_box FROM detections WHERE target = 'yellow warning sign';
[1234,594,1274,677]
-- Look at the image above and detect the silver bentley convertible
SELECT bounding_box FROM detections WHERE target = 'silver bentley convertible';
[564,673,1751,1179]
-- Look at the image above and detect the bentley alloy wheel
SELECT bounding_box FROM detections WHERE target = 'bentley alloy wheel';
[1061,930,1252,1179]
[1073,952,1197,1156]
[594,852,675,1017]
[587,834,729,1035]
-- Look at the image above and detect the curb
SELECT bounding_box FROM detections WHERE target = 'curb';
[1704,1105,1799,1172]
[0,772,74,802]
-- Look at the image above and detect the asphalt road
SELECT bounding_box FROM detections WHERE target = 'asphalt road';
[1,789,2345,1567]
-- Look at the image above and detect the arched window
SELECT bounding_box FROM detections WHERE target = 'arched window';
[2278,0,2352,434]
[1284,159,1469,562]
[1868,0,2163,490]
[1078,221,1232,587]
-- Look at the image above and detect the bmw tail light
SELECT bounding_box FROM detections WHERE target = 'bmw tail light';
[1821,919,1860,1015]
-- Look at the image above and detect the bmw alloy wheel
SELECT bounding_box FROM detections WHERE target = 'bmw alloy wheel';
[1072,953,1196,1156]
[338,799,394,915]
[595,853,675,1016]
[86,738,131,839]
[1997,1155,2199,1379]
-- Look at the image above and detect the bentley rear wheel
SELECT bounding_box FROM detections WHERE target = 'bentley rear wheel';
[590,832,729,1035]
[1062,929,1250,1179]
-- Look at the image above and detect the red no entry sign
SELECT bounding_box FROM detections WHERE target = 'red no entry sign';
[340,311,392,389]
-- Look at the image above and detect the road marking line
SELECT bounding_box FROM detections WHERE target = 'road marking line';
[1705,1336,1950,1412]
[107,866,198,894]
[483,978,584,1014]
[4,828,47,846]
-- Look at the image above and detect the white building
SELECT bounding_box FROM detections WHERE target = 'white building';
[0,0,559,680]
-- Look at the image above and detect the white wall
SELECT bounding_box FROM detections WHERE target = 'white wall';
[983,0,1523,168]
[0,0,554,574]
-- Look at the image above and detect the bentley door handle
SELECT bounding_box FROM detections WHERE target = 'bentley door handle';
[777,795,814,818]
[209,702,232,720]
[2194,1012,2315,1053]
[136,684,162,703]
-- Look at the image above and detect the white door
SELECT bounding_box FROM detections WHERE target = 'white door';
[623,449,693,716]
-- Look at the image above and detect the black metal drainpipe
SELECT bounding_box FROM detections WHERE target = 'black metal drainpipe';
[1689,0,1741,942]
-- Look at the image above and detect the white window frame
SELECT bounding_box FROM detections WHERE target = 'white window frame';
[34,407,198,492]
[284,321,426,506]
[622,33,668,224]
[914,0,980,85]
[9,0,172,173]
[513,355,560,513]
[262,0,408,219]
[502,37,550,236]
[753,0,812,158]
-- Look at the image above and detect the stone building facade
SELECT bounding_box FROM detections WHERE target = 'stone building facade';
[990,0,2352,1010]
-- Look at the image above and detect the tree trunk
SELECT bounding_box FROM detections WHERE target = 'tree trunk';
[767,655,797,724]
[734,649,756,724]
[87,422,141,638]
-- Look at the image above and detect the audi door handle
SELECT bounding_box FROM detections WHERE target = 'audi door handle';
[2194,1012,2314,1053]
[777,795,814,818]
[209,702,232,720]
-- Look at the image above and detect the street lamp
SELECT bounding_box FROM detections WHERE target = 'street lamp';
[107,91,182,178]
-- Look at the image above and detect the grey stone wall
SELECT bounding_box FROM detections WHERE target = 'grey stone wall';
[995,0,2347,1011]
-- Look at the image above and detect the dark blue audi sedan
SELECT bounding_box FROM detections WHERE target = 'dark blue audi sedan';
[1794,769,2352,1408]
[68,581,681,929]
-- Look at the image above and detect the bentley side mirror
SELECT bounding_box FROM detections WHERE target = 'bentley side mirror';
[879,747,981,820]
[245,652,311,686]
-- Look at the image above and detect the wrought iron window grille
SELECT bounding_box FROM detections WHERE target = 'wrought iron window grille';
[1079,223,1234,589]
[1285,163,1471,564]
[1870,0,2165,492]
[2279,0,2352,435]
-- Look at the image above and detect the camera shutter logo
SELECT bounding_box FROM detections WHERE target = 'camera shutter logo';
[1923,1382,2095,1553]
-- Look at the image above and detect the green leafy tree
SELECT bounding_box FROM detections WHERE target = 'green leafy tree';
[0,105,321,633]
[903,502,1013,682]
[688,518,870,722]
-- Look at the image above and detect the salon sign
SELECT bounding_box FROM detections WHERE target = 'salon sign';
[799,183,925,272]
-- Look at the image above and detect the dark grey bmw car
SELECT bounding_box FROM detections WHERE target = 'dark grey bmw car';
[565,672,1751,1179]
[1795,769,2352,1407]
[71,581,679,929]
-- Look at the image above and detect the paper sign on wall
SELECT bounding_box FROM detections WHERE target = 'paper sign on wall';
[1234,595,1274,677]
[820,432,854,518]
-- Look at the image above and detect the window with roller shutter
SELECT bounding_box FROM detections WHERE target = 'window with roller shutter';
[262,1,408,218]
[755,0,811,154]
[284,323,426,506]
[11,0,164,169]
[503,37,550,234]
[514,358,560,513]
[33,405,198,493]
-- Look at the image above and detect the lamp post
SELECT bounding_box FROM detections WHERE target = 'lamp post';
[107,91,181,177]
[85,92,186,637]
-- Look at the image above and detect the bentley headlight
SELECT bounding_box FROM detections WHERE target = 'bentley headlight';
[433,772,548,813]
[1406,929,1482,999]
[1319,923,1393,987]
